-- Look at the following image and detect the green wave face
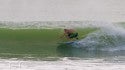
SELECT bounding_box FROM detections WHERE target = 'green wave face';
[0,28,97,58]
[0,21,125,59]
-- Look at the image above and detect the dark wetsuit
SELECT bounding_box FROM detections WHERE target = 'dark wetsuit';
[68,32,78,39]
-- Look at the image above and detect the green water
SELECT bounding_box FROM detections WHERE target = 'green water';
[0,28,97,58]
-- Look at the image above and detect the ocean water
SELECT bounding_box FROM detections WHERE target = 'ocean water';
[0,21,125,70]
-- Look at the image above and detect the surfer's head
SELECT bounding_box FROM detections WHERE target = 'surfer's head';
[64,29,75,34]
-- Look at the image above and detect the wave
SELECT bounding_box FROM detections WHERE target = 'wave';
[71,22,125,52]
[0,21,125,52]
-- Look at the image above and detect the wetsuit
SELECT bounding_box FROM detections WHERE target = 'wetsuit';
[68,32,78,39]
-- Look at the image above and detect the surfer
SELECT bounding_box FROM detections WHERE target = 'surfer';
[61,29,79,40]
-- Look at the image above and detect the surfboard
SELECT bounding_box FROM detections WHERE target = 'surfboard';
[58,40,77,45]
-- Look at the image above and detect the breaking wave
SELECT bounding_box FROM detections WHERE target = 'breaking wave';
[0,21,125,52]
[71,22,125,52]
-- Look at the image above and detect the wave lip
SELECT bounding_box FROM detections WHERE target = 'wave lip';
[0,21,109,29]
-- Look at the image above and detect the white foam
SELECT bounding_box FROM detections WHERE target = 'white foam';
[71,21,125,51]
[0,58,125,70]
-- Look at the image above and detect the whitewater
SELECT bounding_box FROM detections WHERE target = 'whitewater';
[0,21,125,70]
[1,57,125,70]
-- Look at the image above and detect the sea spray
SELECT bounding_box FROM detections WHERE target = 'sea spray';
[72,22,125,52]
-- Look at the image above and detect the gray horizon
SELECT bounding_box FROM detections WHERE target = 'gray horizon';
[0,0,125,22]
